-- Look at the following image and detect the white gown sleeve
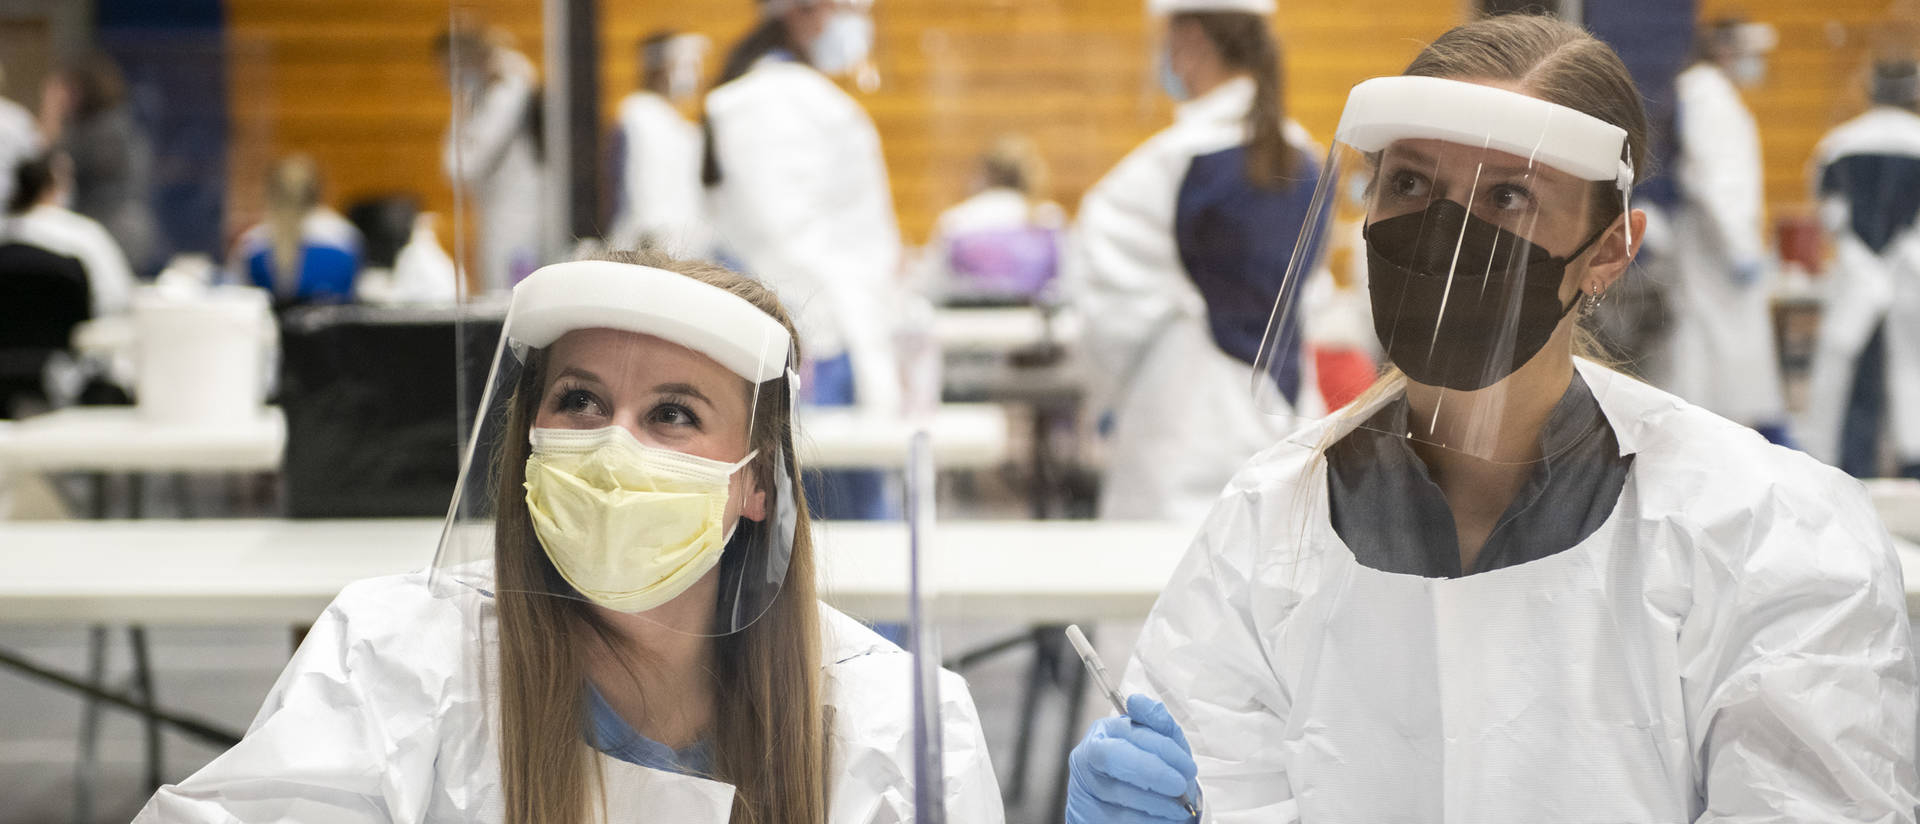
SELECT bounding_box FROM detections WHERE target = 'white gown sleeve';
[932,669,1005,824]
[823,666,1007,823]
[134,579,452,824]
[1686,472,1920,822]
[1123,479,1303,823]
[820,612,1006,824]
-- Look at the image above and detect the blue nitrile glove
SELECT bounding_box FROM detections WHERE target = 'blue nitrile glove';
[1066,694,1201,824]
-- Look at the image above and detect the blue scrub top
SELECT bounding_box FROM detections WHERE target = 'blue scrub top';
[245,243,358,305]
[1172,143,1323,406]
[585,684,714,776]
[1820,152,1920,254]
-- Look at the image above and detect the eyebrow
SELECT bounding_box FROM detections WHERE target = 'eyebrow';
[1386,144,1539,179]
[550,367,718,408]
[654,382,714,408]
[553,366,604,385]
[1386,144,1438,168]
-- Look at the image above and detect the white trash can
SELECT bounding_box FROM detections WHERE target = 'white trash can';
[133,286,274,425]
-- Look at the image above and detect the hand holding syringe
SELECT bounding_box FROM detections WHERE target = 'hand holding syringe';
[1064,624,1201,821]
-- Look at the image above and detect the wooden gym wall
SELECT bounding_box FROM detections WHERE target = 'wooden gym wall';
[225,0,1907,254]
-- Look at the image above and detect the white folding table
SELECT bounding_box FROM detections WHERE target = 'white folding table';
[797,404,1012,471]
[0,517,1194,625]
[0,516,1194,778]
[0,406,285,474]
[0,404,1010,477]
[6,510,1919,814]
[932,306,1081,353]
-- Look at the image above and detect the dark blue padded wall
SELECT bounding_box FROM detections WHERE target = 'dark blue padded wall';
[95,0,227,268]
[1584,0,1697,211]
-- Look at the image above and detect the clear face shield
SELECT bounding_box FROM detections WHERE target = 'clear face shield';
[431,260,802,638]
[1253,76,1636,463]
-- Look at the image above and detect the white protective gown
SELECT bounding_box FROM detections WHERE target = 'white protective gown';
[0,95,39,214]
[1124,360,1919,822]
[1068,76,1322,522]
[705,56,902,416]
[443,49,548,292]
[608,90,711,256]
[1803,105,1920,470]
[134,572,1005,823]
[1666,64,1788,426]
[3,203,135,316]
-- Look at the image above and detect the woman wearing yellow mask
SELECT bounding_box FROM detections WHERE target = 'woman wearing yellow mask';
[137,249,1005,824]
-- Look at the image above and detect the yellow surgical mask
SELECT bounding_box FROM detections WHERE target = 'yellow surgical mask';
[523,425,757,613]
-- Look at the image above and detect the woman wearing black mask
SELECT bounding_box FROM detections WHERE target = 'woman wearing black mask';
[1064,14,1918,824]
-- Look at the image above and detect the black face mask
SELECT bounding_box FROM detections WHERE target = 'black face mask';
[1364,199,1609,391]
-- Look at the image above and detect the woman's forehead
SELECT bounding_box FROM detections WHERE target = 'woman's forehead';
[544,328,737,391]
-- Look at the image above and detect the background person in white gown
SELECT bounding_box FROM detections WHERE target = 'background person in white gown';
[1803,59,1920,480]
[437,21,548,292]
[1664,19,1792,443]
[1067,0,1325,522]
[607,30,711,256]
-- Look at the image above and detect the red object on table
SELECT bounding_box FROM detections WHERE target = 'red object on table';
[1315,347,1379,411]
[1777,214,1823,275]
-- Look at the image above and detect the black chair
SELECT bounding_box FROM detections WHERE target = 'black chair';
[344,194,421,270]
[277,303,502,517]
[0,242,91,418]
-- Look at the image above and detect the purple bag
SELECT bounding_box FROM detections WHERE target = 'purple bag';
[945,225,1060,299]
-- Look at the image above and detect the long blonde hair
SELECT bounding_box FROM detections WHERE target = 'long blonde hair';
[265,155,321,298]
[491,248,828,824]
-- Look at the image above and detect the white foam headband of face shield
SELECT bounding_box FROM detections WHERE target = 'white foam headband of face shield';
[506,260,792,386]
[1336,75,1635,193]
[1145,0,1275,15]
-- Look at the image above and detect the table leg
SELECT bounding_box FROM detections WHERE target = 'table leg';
[1004,626,1050,803]
[1028,408,1051,519]
[72,625,107,824]
[0,643,243,748]
[174,473,194,519]
[128,625,163,790]
[944,630,1035,671]
[267,471,286,515]
[89,473,107,519]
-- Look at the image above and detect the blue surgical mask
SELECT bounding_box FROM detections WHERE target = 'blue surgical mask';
[1728,54,1767,87]
[810,12,873,77]
[1158,53,1190,102]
